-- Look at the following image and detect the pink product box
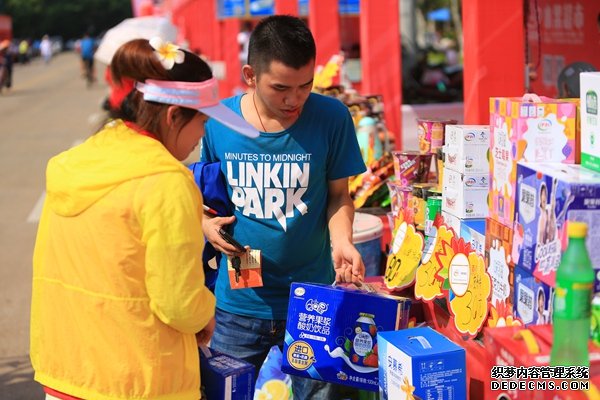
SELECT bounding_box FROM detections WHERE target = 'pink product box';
[416,118,457,155]
[391,151,432,186]
[488,96,579,228]
[386,181,412,217]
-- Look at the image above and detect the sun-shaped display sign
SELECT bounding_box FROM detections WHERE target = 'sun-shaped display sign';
[414,224,454,301]
[384,220,425,290]
[413,218,493,338]
[447,247,492,337]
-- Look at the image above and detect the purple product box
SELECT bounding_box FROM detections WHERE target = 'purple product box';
[513,265,554,327]
[515,162,600,290]
[199,346,255,400]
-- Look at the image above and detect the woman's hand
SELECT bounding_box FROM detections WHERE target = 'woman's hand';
[202,214,248,256]
[196,317,216,346]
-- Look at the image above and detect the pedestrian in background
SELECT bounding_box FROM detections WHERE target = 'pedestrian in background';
[79,32,96,83]
[18,38,29,64]
[39,34,52,64]
[201,15,366,399]
[30,37,257,400]
[0,39,11,92]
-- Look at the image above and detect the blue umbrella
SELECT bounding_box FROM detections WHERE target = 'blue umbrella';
[427,8,451,22]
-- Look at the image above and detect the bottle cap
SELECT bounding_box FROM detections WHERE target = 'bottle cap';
[567,221,587,238]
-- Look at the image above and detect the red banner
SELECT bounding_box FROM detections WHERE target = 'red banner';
[527,0,600,97]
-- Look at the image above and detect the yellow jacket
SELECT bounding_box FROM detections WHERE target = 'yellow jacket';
[31,120,215,400]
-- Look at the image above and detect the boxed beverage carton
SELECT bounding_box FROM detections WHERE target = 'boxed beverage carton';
[444,125,490,174]
[282,283,411,391]
[489,96,579,228]
[378,326,466,400]
[485,218,516,312]
[441,212,486,256]
[513,266,553,327]
[515,162,600,290]
[580,72,600,172]
[199,346,255,400]
[442,168,489,219]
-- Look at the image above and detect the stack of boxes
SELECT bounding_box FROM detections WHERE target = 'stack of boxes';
[509,73,600,326]
[441,125,489,256]
[515,164,600,292]
[488,95,580,326]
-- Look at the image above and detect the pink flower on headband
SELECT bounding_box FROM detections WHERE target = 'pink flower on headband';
[149,37,184,70]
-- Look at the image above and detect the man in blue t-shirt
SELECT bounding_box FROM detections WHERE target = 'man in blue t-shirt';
[201,15,366,399]
[79,32,95,83]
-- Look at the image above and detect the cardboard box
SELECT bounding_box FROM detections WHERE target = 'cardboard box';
[444,125,490,174]
[580,72,600,172]
[282,283,411,391]
[442,168,489,219]
[515,162,600,290]
[378,327,466,400]
[484,325,600,400]
[484,325,552,400]
[489,97,579,228]
[485,218,516,311]
[442,212,486,256]
[513,266,553,327]
[199,347,255,400]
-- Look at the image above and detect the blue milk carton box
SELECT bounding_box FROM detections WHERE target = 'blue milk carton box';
[513,265,554,327]
[282,283,411,392]
[441,211,486,256]
[378,327,466,400]
[515,162,600,290]
[199,346,255,400]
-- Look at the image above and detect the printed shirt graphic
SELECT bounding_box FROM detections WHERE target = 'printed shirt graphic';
[202,93,366,319]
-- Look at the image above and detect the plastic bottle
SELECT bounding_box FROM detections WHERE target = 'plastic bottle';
[550,221,595,367]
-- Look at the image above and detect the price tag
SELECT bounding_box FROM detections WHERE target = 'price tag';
[227,249,263,289]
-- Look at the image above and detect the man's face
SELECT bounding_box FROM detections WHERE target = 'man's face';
[253,59,315,123]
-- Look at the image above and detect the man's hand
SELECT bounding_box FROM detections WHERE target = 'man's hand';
[332,241,365,285]
[202,214,248,256]
[196,317,216,346]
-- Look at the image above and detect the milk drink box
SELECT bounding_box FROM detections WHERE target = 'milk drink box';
[282,283,411,391]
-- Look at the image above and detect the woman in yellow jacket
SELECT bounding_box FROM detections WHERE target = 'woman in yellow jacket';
[30,38,258,400]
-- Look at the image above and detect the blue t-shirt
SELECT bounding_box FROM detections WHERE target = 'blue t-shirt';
[80,37,95,60]
[202,92,366,320]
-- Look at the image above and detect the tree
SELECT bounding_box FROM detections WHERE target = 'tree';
[5,0,131,40]
[449,0,462,57]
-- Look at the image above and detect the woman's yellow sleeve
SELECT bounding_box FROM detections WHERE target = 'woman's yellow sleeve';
[136,171,215,334]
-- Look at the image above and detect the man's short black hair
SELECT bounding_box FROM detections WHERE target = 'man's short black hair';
[248,15,316,75]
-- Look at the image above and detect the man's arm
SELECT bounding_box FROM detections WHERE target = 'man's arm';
[327,177,365,284]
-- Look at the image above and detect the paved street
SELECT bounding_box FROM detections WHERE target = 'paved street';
[0,52,109,399]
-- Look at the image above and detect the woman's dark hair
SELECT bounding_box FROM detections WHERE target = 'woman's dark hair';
[110,39,213,136]
[539,182,547,208]
[248,15,316,76]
